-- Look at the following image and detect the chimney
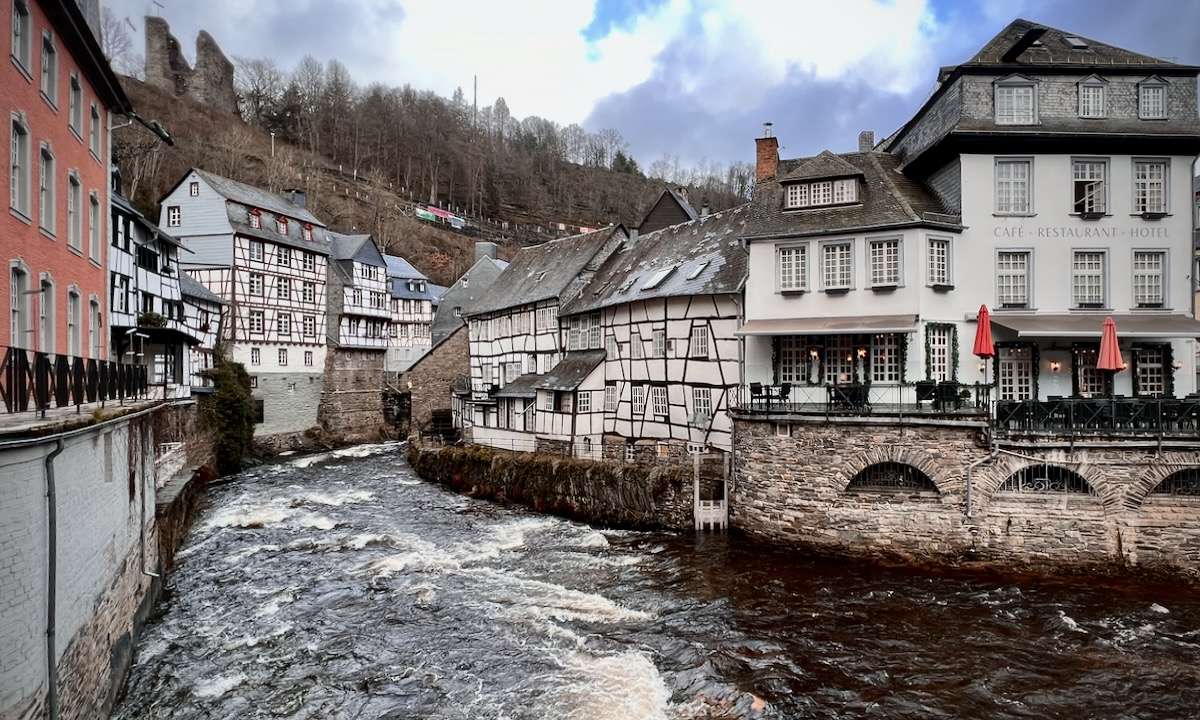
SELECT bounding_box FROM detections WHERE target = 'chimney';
[475,240,498,262]
[283,188,307,209]
[700,198,710,217]
[755,122,778,182]
[858,130,875,153]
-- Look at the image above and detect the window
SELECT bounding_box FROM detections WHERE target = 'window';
[632,384,646,415]
[870,334,900,383]
[88,192,99,260]
[847,463,937,492]
[652,329,665,357]
[1071,159,1107,215]
[1079,81,1105,118]
[999,466,1092,494]
[995,158,1032,214]
[278,348,288,366]
[277,277,290,301]
[1139,82,1166,119]
[1133,251,1165,308]
[541,391,554,412]
[927,324,953,381]
[869,238,901,288]
[68,75,83,135]
[604,383,618,412]
[535,305,557,331]
[189,181,199,197]
[302,252,316,272]
[248,310,264,334]
[88,104,100,156]
[66,289,79,356]
[66,173,80,249]
[277,312,291,336]
[690,325,709,359]
[1133,160,1168,214]
[631,332,644,359]
[38,277,53,353]
[250,347,261,365]
[12,1,31,70]
[821,241,852,291]
[778,245,807,292]
[995,81,1035,124]
[605,333,617,357]
[248,273,263,295]
[825,336,853,384]
[249,209,261,230]
[784,178,857,209]
[38,145,54,231]
[248,240,264,261]
[577,391,591,413]
[998,346,1033,400]
[775,423,791,438]
[276,216,288,235]
[1075,346,1107,397]
[249,376,257,389]
[40,32,57,104]
[304,351,313,367]
[302,281,315,304]
[693,387,712,420]
[89,298,100,358]
[996,251,1030,308]
[10,116,30,216]
[927,237,951,287]
[778,337,810,384]
[1071,251,1105,308]
[303,225,313,242]
[1135,346,1166,397]
[651,385,668,417]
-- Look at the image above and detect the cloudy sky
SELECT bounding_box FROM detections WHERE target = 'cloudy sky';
[106,0,1200,167]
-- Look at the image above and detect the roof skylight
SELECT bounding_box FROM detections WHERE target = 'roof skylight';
[1064,36,1089,49]
[641,266,676,290]
[687,261,710,280]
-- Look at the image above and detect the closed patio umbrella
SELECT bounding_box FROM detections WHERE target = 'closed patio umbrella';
[972,305,995,359]
[1097,316,1125,372]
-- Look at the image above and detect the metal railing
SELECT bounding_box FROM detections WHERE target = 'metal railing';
[735,381,993,418]
[995,397,1200,437]
[1,345,149,416]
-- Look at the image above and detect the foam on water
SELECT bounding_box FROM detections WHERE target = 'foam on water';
[472,568,651,624]
[541,651,672,720]
[192,672,246,698]
[207,506,291,529]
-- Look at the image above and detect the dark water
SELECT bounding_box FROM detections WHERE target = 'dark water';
[114,442,1200,719]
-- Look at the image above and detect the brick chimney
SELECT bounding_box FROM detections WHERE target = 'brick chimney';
[858,130,875,153]
[755,122,778,182]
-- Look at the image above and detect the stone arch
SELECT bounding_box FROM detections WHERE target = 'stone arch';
[1126,465,1200,509]
[839,445,957,496]
[846,462,938,493]
[977,456,1118,512]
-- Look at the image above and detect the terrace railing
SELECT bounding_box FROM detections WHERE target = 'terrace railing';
[994,397,1200,437]
[1,345,149,416]
[735,381,993,419]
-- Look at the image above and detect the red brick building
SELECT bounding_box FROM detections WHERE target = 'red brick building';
[2,0,131,360]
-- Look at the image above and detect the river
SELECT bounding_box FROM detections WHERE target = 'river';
[113,442,1200,719]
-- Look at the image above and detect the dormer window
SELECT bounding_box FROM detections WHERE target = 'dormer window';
[249,209,261,229]
[276,216,288,235]
[785,178,857,209]
[302,224,312,242]
[1078,76,1106,119]
[995,76,1037,125]
[1138,78,1167,119]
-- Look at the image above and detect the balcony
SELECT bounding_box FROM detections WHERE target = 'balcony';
[995,397,1200,438]
[734,381,992,419]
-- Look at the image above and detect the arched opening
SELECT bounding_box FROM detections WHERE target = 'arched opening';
[999,465,1094,494]
[1150,469,1200,497]
[846,462,937,493]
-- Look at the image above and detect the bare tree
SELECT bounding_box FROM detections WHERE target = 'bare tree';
[234,57,285,128]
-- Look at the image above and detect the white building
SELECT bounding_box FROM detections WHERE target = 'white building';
[383,254,436,372]
[463,227,626,453]
[178,273,223,390]
[159,168,331,437]
[329,234,390,350]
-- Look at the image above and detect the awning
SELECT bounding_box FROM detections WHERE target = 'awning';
[735,315,918,336]
[991,313,1200,339]
[536,350,607,391]
[494,373,542,398]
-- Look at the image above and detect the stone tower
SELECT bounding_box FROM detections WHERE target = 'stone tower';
[143,17,238,115]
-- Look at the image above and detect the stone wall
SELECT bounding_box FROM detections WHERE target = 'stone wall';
[399,326,467,434]
[254,372,324,437]
[318,348,388,442]
[143,17,238,115]
[732,415,1200,579]
[408,443,693,530]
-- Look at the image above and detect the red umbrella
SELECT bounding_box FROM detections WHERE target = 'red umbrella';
[1097,316,1125,371]
[972,305,995,358]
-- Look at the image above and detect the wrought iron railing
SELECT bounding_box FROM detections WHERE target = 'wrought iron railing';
[735,381,993,418]
[1,345,149,416]
[994,397,1200,436]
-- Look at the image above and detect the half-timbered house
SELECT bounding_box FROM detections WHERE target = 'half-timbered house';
[178,273,223,391]
[383,253,436,372]
[160,168,330,437]
[463,226,626,453]
[430,243,509,345]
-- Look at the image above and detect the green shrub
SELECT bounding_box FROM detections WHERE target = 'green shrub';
[199,352,254,475]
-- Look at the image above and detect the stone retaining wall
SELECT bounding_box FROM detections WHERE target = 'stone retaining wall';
[407,444,693,530]
[318,348,389,443]
[732,415,1200,580]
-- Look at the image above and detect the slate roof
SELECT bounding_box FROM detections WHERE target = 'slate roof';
[329,233,385,266]
[431,256,509,343]
[193,169,326,227]
[465,227,624,317]
[227,202,330,255]
[562,204,752,316]
[178,273,224,305]
[429,283,448,302]
[384,254,427,280]
[744,152,960,241]
[536,351,607,391]
[778,150,864,183]
[962,18,1194,70]
[494,373,543,398]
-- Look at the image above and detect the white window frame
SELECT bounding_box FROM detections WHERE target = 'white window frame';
[577,390,591,414]
[604,383,618,412]
[870,334,900,384]
[38,143,55,233]
[66,171,80,250]
[994,78,1037,125]
[88,191,99,260]
[994,157,1033,215]
[996,250,1032,309]
[927,324,952,382]
[277,312,291,336]
[1132,158,1169,215]
[689,325,709,359]
[632,384,646,415]
[651,328,665,357]
[67,73,81,136]
[1078,79,1106,119]
[1131,249,1167,309]
[631,332,644,359]
[39,30,57,106]
[1071,157,1108,215]
[278,348,288,366]
[248,310,264,334]
[11,0,32,72]
[248,272,263,296]
[1070,250,1107,309]
[777,243,808,292]
[88,104,100,157]
[651,385,668,418]
[868,236,902,289]
[926,235,952,288]
[248,239,264,261]
[692,387,712,422]
[10,113,31,218]
[1138,79,1167,120]
[820,239,853,292]
[998,346,1034,401]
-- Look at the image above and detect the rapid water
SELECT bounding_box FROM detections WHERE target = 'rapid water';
[113,442,1200,719]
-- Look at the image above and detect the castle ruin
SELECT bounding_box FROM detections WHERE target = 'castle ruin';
[143,17,239,115]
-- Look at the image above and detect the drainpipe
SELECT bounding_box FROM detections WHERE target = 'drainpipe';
[44,437,65,720]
